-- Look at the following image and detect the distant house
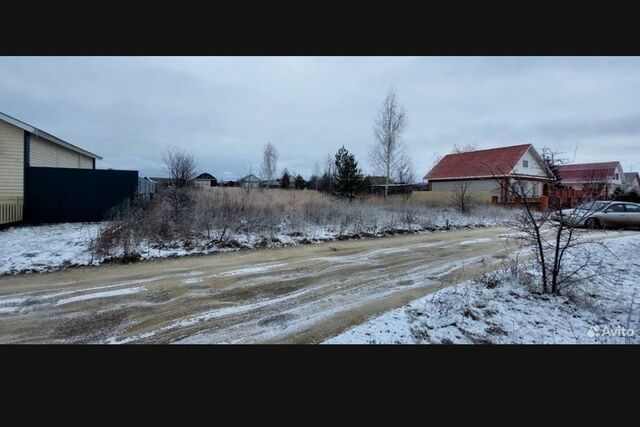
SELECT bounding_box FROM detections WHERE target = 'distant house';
[266,178,281,188]
[148,177,175,190]
[365,175,412,196]
[366,176,388,186]
[624,172,640,194]
[137,177,158,199]
[194,172,217,188]
[425,144,551,202]
[238,174,262,189]
[555,162,625,198]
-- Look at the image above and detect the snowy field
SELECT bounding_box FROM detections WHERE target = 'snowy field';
[325,234,640,344]
[0,207,515,275]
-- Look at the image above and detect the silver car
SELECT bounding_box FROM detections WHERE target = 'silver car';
[553,201,640,229]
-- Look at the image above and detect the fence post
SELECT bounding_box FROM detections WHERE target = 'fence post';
[539,195,548,212]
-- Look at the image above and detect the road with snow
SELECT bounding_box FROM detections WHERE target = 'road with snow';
[0,226,634,343]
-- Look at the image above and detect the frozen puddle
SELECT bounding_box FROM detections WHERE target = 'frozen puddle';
[456,237,494,245]
[55,287,146,306]
[218,263,287,277]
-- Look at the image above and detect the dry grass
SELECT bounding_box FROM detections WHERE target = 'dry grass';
[94,186,514,259]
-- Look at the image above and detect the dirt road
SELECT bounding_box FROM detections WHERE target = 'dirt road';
[0,227,632,343]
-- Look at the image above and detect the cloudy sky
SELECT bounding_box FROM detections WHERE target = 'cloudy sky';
[2,56,640,180]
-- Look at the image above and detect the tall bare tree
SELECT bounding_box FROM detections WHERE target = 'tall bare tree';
[370,89,408,198]
[261,142,278,189]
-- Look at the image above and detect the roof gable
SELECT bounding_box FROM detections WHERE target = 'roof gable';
[240,174,261,182]
[426,144,533,180]
[0,111,102,160]
[556,162,621,184]
[624,172,639,184]
[195,172,216,180]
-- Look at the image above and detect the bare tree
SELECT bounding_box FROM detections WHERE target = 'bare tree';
[162,146,197,188]
[370,89,408,198]
[450,181,473,213]
[396,153,416,184]
[161,147,197,233]
[261,142,278,189]
[318,152,336,193]
[452,143,477,154]
[487,149,606,295]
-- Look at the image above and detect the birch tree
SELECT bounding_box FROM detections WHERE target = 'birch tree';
[261,142,278,189]
[370,89,408,198]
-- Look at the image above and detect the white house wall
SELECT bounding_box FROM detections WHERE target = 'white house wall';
[612,164,625,188]
[512,147,547,177]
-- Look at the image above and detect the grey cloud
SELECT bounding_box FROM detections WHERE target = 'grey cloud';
[1,56,640,179]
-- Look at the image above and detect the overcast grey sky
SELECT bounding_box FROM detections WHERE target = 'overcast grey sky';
[2,56,640,180]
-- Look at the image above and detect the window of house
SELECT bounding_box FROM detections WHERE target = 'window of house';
[614,173,619,180]
[522,160,529,168]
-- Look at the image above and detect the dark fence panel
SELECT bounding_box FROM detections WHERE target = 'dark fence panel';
[25,167,138,223]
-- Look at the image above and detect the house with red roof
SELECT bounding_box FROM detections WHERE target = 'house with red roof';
[624,172,640,194]
[424,144,551,202]
[555,162,625,198]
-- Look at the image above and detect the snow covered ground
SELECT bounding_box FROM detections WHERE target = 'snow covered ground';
[325,234,640,344]
[0,207,516,275]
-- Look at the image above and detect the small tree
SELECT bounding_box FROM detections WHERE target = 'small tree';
[318,153,336,194]
[313,162,321,191]
[162,147,197,230]
[333,146,365,199]
[488,149,605,295]
[162,147,197,188]
[450,181,473,213]
[280,169,291,189]
[396,153,416,184]
[294,174,305,190]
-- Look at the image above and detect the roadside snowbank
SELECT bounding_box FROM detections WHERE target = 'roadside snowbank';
[0,207,517,275]
[325,234,640,344]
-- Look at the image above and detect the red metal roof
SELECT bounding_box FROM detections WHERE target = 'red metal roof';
[426,144,532,180]
[556,162,620,184]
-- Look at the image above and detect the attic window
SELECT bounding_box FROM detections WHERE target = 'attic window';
[522,160,529,168]
[615,173,619,180]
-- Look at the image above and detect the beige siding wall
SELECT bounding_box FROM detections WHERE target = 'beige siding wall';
[0,120,24,197]
[430,179,502,196]
[30,136,58,167]
[30,135,93,169]
[80,156,93,169]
